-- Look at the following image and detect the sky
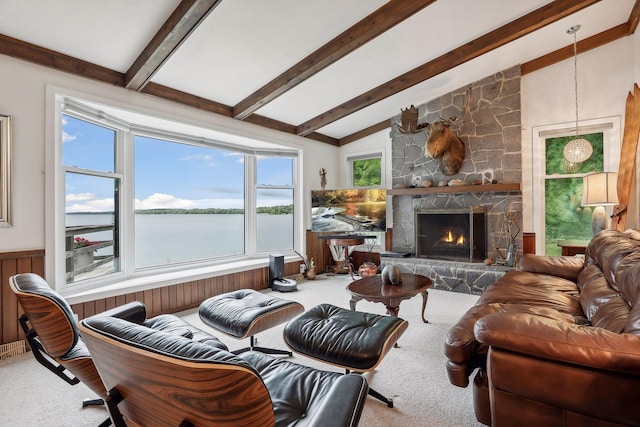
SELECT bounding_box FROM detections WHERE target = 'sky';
[62,115,294,213]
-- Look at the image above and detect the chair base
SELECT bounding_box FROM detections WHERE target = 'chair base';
[368,386,394,408]
[232,336,292,356]
[82,398,112,427]
[82,398,105,407]
[345,369,393,408]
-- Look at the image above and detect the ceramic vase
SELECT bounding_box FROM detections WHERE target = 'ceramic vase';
[358,262,378,278]
[381,265,402,285]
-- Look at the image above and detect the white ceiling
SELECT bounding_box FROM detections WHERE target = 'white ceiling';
[0,0,636,140]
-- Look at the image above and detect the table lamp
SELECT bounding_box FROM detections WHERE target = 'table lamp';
[582,172,618,235]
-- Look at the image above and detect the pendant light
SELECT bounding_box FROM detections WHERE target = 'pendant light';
[563,25,593,163]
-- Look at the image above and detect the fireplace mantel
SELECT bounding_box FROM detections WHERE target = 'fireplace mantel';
[388,183,520,196]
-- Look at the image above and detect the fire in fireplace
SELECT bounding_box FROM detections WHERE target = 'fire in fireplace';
[415,207,487,262]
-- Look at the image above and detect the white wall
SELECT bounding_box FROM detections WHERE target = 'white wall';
[0,55,337,253]
[302,139,340,229]
[521,36,638,233]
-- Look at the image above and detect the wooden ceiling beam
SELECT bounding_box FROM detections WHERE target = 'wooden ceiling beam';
[141,82,340,144]
[628,0,640,34]
[125,0,223,90]
[142,82,233,116]
[338,120,390,146]
[0,33,124,86]
[232,0,437,120]
[521,23,628,75]
[295,0,601,136]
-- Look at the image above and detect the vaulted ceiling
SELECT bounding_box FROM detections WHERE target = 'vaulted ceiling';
[1,0,639,146]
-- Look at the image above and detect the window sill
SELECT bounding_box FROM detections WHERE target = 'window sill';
[64,255,296,306]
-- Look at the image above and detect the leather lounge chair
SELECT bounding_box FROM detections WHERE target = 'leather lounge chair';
[79,311,370,427]
[9,273,229,427]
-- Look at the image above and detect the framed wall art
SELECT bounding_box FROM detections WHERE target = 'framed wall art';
[0,114,11,226]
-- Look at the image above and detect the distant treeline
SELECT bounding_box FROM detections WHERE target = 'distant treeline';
[135,205,293,215]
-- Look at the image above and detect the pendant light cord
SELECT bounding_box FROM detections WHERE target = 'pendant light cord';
[567,25,581,137]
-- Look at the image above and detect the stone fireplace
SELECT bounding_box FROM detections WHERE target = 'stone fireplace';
[415,207,486,262]
[384,66,523,295]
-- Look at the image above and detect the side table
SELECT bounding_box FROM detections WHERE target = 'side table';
[319,234,376,279]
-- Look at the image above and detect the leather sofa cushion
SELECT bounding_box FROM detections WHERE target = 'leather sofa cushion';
[478,271,582,316]
[616,252,640,335]
[585,229,640,290]
[518,254,584,281]
[445,302,577,365]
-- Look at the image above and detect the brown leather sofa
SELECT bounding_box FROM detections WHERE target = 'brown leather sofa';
[444,228,640,426]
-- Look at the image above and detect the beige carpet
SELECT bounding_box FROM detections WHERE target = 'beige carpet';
[0,273,483,426]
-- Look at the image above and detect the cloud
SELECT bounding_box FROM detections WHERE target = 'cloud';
[178,154,213,162]
[135,193,197,210]
[66,194,114,213]
[62,131,78,143]
[134,193,245,210]
[66,192,95,202]
[67,192,245,212]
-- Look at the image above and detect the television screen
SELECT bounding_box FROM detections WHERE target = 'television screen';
[311,189,386,233]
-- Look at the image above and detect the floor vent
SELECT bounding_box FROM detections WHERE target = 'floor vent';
[0,340,26,360]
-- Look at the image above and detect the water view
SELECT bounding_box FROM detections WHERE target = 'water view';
[67,213,293,269]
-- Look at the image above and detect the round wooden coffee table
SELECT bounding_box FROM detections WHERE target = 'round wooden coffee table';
[346,273,433,323]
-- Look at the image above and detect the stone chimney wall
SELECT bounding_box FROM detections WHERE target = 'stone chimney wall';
[390,65,523,262]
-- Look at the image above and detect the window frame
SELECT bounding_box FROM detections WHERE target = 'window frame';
[347,151,384,188]
[531,116,621,254]
[254,154,297,254]
[346,150,386,250]
[49,92,302,296]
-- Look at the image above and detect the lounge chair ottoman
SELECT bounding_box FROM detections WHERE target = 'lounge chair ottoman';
[199,289,304,355]
[283,303,408,407]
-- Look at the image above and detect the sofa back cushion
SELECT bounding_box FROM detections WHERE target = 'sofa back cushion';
[580,229,640,334]
[584,230,640,292]
[615,251,640,335]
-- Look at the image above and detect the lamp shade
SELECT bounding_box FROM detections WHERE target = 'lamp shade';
[582,172,618,206]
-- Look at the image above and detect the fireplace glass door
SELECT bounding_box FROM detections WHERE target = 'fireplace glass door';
[415,207,486,262]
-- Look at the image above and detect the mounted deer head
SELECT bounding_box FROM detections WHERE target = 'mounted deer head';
[424,117,465,175]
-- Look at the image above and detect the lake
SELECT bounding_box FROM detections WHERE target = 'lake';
[67,213,294,268]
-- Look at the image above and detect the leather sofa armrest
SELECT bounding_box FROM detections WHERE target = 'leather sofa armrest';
[94,301,147,324]
[305,373,368,427]
[475,312,640,374]
[517,254,584,282]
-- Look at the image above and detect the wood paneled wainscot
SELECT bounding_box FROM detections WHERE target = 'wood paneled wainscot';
[1,250,45,347]
[1,249,300,346]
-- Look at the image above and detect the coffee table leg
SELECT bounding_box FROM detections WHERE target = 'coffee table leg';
[385,305,400,317]
[421,290,429,323]
[349,297,360,311]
